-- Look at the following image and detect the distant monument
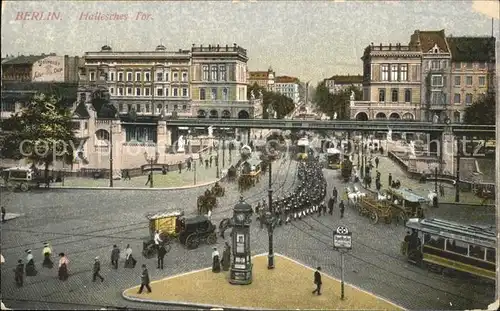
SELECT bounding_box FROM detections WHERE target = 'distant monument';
[250,90,255,100]
[350,90,355,101]
[387,127,393,142]
[177,135,185,153]
[333,112,338,120]
[259,90,263,99]
[408,140,416,159]
[208,126,214,137]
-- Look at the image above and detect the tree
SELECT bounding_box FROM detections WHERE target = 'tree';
[0,93,77,180]
[463,93,495,125]
[247,83,295,118]
[313,81,361,120]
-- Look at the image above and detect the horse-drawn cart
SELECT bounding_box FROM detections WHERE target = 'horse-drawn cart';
[382,188,427,225]
[238,158,262,192]
[357,193,392,224]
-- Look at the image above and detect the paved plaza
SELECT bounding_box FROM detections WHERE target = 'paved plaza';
[0,157,496,310]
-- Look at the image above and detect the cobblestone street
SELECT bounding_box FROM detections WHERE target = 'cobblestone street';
[0,158,495,310]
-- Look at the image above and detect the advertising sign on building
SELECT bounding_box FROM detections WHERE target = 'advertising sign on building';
[32,56,65,82]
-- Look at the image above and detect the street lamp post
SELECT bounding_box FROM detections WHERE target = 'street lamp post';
[267,151,277,269]
[144,150,160,188]
[455,136,461,203]
[109,123,114,188]
[216,138,220,179]
[222,137,226,168]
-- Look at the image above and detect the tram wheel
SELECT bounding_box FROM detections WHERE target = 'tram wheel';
[20,183,29,192]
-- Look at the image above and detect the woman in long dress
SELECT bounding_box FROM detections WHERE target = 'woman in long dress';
[42,242,54,269]
[25,250,37,276]
[124,244,136,268]
[58,253,69,281]
[221,242,231,271]
[212,247,221,273]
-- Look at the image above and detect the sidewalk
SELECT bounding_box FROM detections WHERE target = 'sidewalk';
[122,253,403,310]
[364,156,484,205]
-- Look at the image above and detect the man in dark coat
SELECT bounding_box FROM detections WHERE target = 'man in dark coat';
[375,157,379,169]
[388,173,393,188]
[312,266,322,295]
[157,244,167,269]
[111,245,120,269]
[332,187,338,204]
[221,242,231,271]
[178,161,182,173]
[327,197,334,215]
[145,172,152,186]
[92,257,104,282]
[14,259,24,287]
[1,206,6,222]
[339,200,345,218]
[137,264,152,294]
[210,156,213,167]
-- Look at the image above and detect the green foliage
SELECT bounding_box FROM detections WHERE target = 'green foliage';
[0,93,77,169]
[341,158,353,178]
[247,83,295,119]
[463,93,495,125]
[313,81,362,120]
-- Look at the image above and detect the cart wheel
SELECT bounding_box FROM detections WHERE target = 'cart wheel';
[206,232,217,244]
[186,233,200,250]
[20,183,29,192]
[370,211,379,224]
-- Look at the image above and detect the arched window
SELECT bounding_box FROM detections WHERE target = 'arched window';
[200,88,206,100]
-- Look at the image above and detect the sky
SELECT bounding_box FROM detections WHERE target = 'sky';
[1,0,499,84]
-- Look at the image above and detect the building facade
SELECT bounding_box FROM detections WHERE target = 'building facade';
[274,75,300,104]
[247,67,275,91]
[352,42,422,120]
[324,74,363,94]
[447,37,496,123]
[409,30,452,122]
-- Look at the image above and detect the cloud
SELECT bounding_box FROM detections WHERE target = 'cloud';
[472,0,499,19]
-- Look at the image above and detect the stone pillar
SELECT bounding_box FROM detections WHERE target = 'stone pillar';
[157,121,171,161]
[111,120,123,174]
[441,130,454,175]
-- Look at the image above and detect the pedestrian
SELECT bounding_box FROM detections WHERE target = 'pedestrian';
[207,208,212,220]
[111,245,120,269]
[388,173,392,188]
[92,257,104,282]
[339,200,345,218]
[25,249,37,276]
[123,169,131,180]
[154,230,162,251]
[161,165,167,175]
[145,172,152,186]
[58,253,69,281]
[187,158,192,171]
[322,202,327,215]
[137,264,152,294]
[14,259,24,287]
[221,242,231,271]
[375,156,379,169]
[205,159,209,169]
[124,244,136,268]
[157,244,167,270]
[178,161,182,174]
[42,242,54,269]
[212,247,221,273]
[209,156,213,167]
[312,267,322,295]
[1,206,6,223]
[332,187,338,204]
[439,184,445,197]
[328,197,334,215]
[376,180,382,191]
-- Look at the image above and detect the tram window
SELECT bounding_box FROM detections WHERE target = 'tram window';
[446,239,468,255]
[486,248,495,263]
[469,245,485,260]
[425,234,445,249]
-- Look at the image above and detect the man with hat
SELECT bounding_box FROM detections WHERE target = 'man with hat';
[93,257,104,282]
[42,242,53,269]
[25,249,37,276]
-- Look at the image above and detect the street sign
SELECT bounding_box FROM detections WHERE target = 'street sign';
[333,226,352,249]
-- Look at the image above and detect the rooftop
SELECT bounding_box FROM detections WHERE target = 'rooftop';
[410,29,449,53]
[275,75,299,83]
[325,74,363,84]
[446,36,496,62]
[2,55,48,65]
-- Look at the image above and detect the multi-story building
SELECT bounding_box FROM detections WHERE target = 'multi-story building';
[351,42,422,120]
[274,75,300,104]
[324,74,363,94]
[447,36,496,123]
[409,30,452,122]
[247,67,275,91]
[190,43,253,119]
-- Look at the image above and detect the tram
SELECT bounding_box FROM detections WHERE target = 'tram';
[296,137,309,160]
[402,218,496,280]
[326,148,342,169]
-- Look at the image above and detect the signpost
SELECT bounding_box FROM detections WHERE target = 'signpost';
[333,226,352,300]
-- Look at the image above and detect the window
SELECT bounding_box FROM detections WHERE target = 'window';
[466,62,473,69]
[144,88,150,96]
[478,62,486,69]
[446,239,468,255]
[135,72,141,82]
[211,88,217,100]
[469,245,485,260]
[145,104,150,113]
[431,60,440,70]
[136,88,141,96]
[89,72,96,81]
[165,72,169,81]
[200,88,206,100]
[486,248,495,263]
[118,87,124,95]
[127,104,132,112]
[110,72,115,81]
[182,104,187,111]
[156,104,162,114]
[454,76,461,86]
[399,65,408,81]
[222,88,228,100]
[211,66,218,81]
[156,72,163,81]
[431,75,443,87]
[390,65,398,81]
[381,64,389,81]
[181,71,188,82]
[174,104,178,110]
[454,93,461,104]
[157,88,163,96]
[202,65,209,81]
[136,104,141,113]
[173,72,178,81]
[127,72,132,81]
[144,72,150,82]
[219,65,226,81]
[118,72,124,81]
[478,76,486,86]
[391,89,398,102]
[127,87,132,95]
[182,88,188,97]
[466,76,472,86]
[404,89,411,103]
[378,89,386,102]
[465,93,473,105]
[109,87,114,95]
[173,88,178,97]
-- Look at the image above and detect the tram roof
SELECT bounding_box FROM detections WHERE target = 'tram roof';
[387,187,427,203]
[406,218,496,248]
[146,210,184,220]
[297,137,309,146]
[326,148,341,154]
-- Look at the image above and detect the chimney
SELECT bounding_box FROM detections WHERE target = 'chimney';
[217,44,220,51]
[226,44,228,51]
[209,44,211,50]
[233,43,237,48]
[379,43,382,49]
[192,44,195,47]
[389,43,392,50]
